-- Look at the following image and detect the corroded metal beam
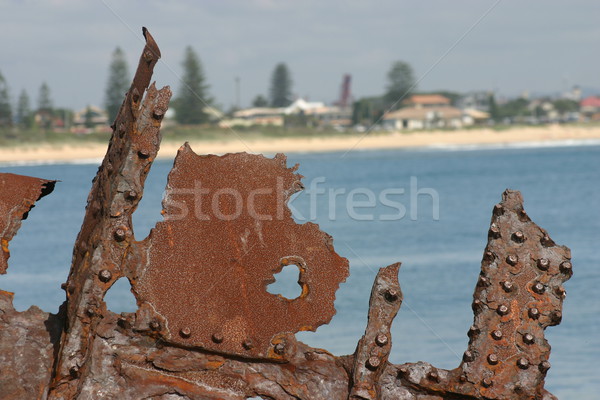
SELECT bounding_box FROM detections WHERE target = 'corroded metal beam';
[0,29,572,400]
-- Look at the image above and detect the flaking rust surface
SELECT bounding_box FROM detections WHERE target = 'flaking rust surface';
[0,173,56,274]
[132,144,349,360]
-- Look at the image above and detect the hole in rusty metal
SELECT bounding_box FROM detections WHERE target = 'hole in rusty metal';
[267,264,302,300]
[104,277,137,313]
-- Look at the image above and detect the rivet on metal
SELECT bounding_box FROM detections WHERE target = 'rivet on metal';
[427,370,440,383]
[497,304,509,316]
[541,234,555,247]
[483,251,495,261]
[375,333,388,347]
[501,281,514,292]
[489,224,501,239]
[242,339,254,350]
[179,327,191,338]
[478,276,490,287]
[366,356,381,370]
[149,321,160,331]
[212,333,224,344]
[384,289,399,302]
[556,286,566,298]
[482,377,493,388]
[523,333,535,345]
[137,149,150,159]
[468,325,480,338]
[491,330,503,340]
[85,308,95,317]
[152,109,165,120]
[550,311,562,325]
[487,354,499,365]
[560,261,572,275]
[537,258,550,271]
[532,282,545,294]
[472,299,483,313]
[506,254,518,266]
[493,204,504,215]
[463,350,475,362]
[274,342,286,355]
[125,190,137,200]
[512,231,524,243]
[539,360,551,373]
[517,358,529,369]
[113,227,127,242]
[528,307,540,319]
[98,269,112,283]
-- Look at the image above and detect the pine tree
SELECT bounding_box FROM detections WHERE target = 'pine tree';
[174,46,211,125]
[384,61,416,109]
[0,70,12,128]
[16,89,32,129]
[104,47,130,123]
[37,82,53,130]
[269,63,293,107]
[252,95,268,107]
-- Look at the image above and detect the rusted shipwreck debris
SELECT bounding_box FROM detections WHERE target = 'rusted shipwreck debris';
[0,29,572,400]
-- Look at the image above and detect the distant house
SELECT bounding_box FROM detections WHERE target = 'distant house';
[221,107,285,127]
[72,105,110,133]
[403,94,451,108]
[382,106,465,130]
[580,96,600,120]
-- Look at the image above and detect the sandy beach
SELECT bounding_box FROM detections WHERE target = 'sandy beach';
[1,125,599,164]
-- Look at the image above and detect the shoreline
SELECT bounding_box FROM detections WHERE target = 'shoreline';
[1,125,600,165]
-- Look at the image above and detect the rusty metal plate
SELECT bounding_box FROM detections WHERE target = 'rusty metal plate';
[133,144,349,360]
[0,173,56,274]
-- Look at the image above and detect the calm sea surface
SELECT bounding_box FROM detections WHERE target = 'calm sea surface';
[1,142,599,398]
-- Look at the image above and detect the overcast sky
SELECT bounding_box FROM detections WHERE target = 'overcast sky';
[1,0,599,112]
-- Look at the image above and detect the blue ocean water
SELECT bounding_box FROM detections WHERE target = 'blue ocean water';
[1,143,598,398]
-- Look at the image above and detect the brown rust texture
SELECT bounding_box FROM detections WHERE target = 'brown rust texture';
[131,145,349,361]
[0,29,574,400]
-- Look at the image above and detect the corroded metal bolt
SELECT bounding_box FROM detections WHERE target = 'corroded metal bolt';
[69,366,79,378]
[491,330,503,340]
[468,325,480,338]
[550,311,562,325]
[487,354,499,365]
[560,261,572,275]
[489,224,501,239]
[506,255,518,266]
[98,269,112,283]
[497,304,509,316]
[556,286,566,298]
[532,282,545,294]
[274,343,286,355]
[539,360,551,373]
[398,366,408,376]
[541,234,554,247]
[493,204,504,215]
[212,333,224,344]
[179,327,191,338]
[517,358,529,369]
[427,370,440,383]
[482,377,493,388]
[375,333,389,347]
[149,321,160,331]
[501,281,514,292]
[61,282,68,291]
[114,227,127,242]
[537,258,550,271]
[523,333,535,345]
[483,251,495,261]
[478,276,490,287]
[137,149,150,159]
[152,109,165,120]
[243,339,254,350]
[125,190,138,200]
[512,231,524,243]
[528,307,540,319]
[459,374,467,383]
[463,350,475,362]
[472,299,483,313]
[519,209,528,218]
[366,356,381,370]
[384,289,399,302]
[85,308,95,317]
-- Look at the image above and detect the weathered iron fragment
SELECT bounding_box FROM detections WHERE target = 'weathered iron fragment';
[49,27,172,398]
[0,173,57,400]
[0,173,55,274]
[130,145,349,361]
